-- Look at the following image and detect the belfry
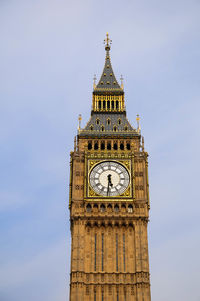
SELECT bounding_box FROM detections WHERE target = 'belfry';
[69,34,151,301]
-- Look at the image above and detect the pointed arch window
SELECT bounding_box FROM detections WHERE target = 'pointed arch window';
[101,141,105,150]
[107,118,111,125]
[113,126,117,132]
[94,141,99,150]
[88,141,92,150]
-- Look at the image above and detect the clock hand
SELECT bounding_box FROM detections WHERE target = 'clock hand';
[107,174,113,196]
[108,174,113,187]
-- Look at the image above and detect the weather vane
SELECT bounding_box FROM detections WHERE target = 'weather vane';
[104,32,112,49]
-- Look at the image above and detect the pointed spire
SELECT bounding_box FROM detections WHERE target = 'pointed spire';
[94,33,122,92]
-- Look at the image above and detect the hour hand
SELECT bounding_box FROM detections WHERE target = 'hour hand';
[107,174,113,187]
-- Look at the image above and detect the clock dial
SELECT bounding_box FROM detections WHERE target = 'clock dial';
[89,161,130,196]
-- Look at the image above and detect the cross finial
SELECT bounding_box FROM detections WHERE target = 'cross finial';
[104,32,112,50]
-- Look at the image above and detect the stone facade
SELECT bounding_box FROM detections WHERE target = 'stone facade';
[69,34,151,301]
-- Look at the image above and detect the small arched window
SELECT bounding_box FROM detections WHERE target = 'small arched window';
[86,204,92,213]
[101,141,105,150]
[88,141,92,150]
[124,126,128,131]
[126,142,130,150]
[107,118,111,125]
[128,205,133,213]
[100,204,105,212]
[113,126,117,132]
[114,142,118,150]
[118,119,121,125]
[120,143,124,150]
[101,126,105,132]
[114,205,119,213]
[107,142,111,150]
[96,119,100,125]
[94,141,98,150]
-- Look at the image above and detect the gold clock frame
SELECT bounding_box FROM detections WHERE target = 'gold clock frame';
[84,152,135,200]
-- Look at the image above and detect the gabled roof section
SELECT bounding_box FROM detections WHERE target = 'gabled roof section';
[94,33,123,92]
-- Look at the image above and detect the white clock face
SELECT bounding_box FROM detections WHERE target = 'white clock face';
[89,161,130,197]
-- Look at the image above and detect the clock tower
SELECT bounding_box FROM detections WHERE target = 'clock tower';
[69,34,151,301]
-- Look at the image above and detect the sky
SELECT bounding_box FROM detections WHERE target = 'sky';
[0,0,200,300]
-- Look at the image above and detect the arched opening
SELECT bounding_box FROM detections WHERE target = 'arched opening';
[100,204,105,212]
[114,142,118,150]
[126,142,130,150]
[93,204,98,213]
[107,118,111,125]
[88,141,92,150]
[94,141,98,150]
[98,101,101,110]
[107,142,111,150]
[120,143,124,150]
[96,119,100,125]
[121,204,126,213]
[116,101,119,110]
[114,205,119,213]
[101,141,105,150]
[107,101,110,109]
[124,126,128,131]
[118,118,121,125]
[128,205,133,213]
[113,126,117,132]
[86,204,92,213]
[111,101,114,109]
[103,100,106,109]
[90,125,93,131]
[101,126,105,132]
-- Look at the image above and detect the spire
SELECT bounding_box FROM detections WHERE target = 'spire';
[94,33,122,92]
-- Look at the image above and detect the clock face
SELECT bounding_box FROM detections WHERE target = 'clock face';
[89,161,130,197]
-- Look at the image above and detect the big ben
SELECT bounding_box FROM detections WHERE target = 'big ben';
[69,34,151,301]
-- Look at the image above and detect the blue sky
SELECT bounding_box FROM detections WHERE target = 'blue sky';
[0,0,200,300]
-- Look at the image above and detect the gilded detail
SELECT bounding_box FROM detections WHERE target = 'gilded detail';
[69,34,151,301]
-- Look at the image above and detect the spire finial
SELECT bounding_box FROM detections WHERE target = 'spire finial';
[93,74,97,89]
[136,114,141,133]
[120,75,124,89]
[104,32,112,51]
[78,114,82,131]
